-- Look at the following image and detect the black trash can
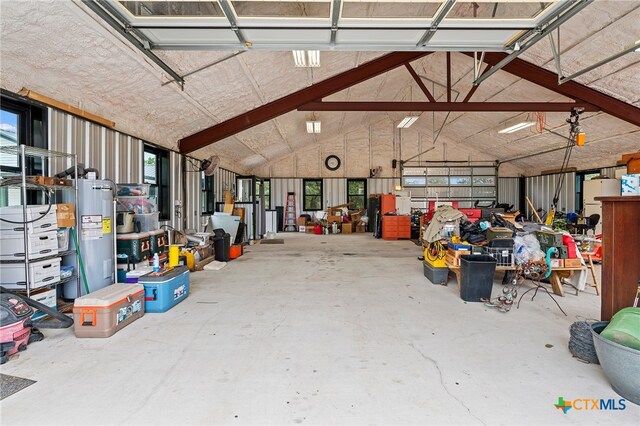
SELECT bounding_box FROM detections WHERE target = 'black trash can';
[212,228,231,262]
[459,255,497,302]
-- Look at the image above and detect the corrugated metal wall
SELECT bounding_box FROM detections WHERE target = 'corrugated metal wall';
[270,177,398,216]
[367,178,397,195]
[600,165,626,179]
[498,177,520,210]
[324,179,346,208]
[47,108,201,231]
[214,168,238,203]
[525,172,576,217]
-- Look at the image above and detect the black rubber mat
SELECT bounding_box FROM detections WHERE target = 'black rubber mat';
[260,239,284,244]
[0,373,36,400]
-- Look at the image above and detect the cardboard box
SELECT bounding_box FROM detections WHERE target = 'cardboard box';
[563,258,583,268]
[342,223,352,234]
[305,225,315,234]
[621,174,640,196]
[356,223,366,233]
[31,176,53,185]
[297,217,307,226]
[30,288,57,320]
[52,178,72,187]
[56,203,75,227]
[327,215,342,223]
[550,258,563,268]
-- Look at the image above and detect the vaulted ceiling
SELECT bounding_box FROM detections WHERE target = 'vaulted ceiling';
[1,1,638,176]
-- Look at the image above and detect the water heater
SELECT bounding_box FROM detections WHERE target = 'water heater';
[63,179,115,298]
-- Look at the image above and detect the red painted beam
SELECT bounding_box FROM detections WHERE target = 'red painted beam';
[404,63,436,102]
[179,51,432,153]
[464,52,640,127]
[298,101,599,112]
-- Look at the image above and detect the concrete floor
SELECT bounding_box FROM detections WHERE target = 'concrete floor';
[1,233,638,425]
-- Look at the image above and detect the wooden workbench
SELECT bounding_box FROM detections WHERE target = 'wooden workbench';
[446,261,587,297]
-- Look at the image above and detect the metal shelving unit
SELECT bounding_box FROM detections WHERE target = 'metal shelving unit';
[0,144,80,298]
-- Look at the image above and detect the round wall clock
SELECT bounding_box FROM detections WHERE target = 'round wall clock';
[325,155,341,171]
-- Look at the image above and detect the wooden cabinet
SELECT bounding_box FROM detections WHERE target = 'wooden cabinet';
[596,196,640,321]
[382,216,411,240]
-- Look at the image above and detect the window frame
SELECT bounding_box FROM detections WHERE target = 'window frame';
[143,144,170,221]
[346,178,367,210]
[201,171,215,215]
[256,178,271,210]
[303,178,323,211]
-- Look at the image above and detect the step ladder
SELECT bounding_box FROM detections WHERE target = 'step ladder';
[284,192,297,232]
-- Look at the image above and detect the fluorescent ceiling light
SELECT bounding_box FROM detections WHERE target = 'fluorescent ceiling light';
[498,121,535,134]
[306,120,321,134]
[307,50,320,67]
[293,50,306,67]
[397,116,418,128]
[293,50,320,67]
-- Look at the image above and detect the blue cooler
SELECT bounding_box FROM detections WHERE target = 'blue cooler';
[137,266,190,313]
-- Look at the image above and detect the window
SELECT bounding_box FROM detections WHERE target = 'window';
[1,94,47,207]
[303,179,323,211]
[256,179,271,210]
[347,179,366,210]
[201,172,214,215]
[236,177,253,202]
[143,145,170,220]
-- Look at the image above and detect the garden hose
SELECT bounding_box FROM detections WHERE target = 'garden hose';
[70,227,91,295]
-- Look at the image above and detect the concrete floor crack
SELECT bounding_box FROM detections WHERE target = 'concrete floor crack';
[407,342,487,426]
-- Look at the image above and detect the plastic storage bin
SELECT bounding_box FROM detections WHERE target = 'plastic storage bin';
[459,255,497,302]
[73,284,145,338]
[60,265,74,279]
[56,228,70,251]
[116,183,151,197]
[134,212,160,232]
[423,261,449,285]
[116,196,157,214]
[148,230,167,255]
[116,232,151,264]
[230,244,243,259]
[137,266,189,313]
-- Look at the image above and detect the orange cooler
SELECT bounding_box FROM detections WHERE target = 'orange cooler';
[73,284,145,338]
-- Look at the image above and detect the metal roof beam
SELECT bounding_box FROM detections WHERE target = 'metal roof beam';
[179,52,432,153]
[462,52,640,127]
[298,101,598,112]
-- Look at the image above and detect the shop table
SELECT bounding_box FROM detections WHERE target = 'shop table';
[446,261,587,297]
